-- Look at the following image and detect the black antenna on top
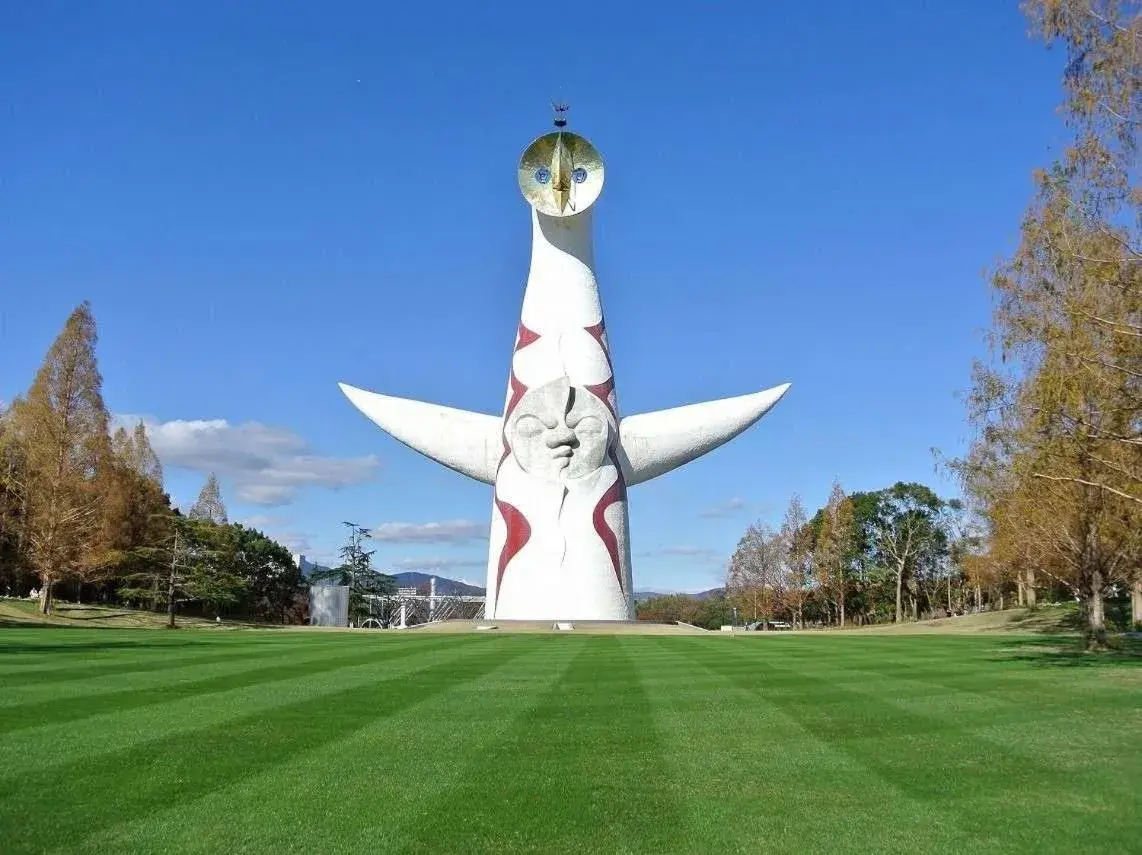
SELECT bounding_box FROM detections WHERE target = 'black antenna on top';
[552,101,569,128]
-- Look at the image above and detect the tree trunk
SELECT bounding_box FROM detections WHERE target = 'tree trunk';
[76,580,83,605]
[999,589,1005,611]
[910,595,918,622]
[1025,568,1037,609]
[1017,576,1025,607]
[1087,568,1108,650]
[166,532,178,629]
[38,578,53,615]
[947,574,952,615]
[1132,578,1142,630]
[894,564,904,624]
[839,583,846,628]
[975,585,982,612]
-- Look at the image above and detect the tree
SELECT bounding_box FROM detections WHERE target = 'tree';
[814,481,854,627]
[726,523,785,624]
[7,302,111,613]
[0,406,31,596]
[93,426,173,602]
[229,524,305,622]
[310,522,396,623]
[956,1,1141,648]
[189,473,227,525]
[780,494,812,629]
[112,421,163,485]
[867,483,949,624]
[121,516,245,627]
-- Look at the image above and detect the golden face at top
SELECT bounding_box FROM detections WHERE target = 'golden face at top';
[518,131,605,217]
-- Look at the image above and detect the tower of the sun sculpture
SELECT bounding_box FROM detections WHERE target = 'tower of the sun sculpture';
[340,108,790,621]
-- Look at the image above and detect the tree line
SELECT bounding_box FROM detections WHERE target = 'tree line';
[0,303,306,625]
[709,2,1141,645]
[644,3,1141,643]
[950,0,1141,648]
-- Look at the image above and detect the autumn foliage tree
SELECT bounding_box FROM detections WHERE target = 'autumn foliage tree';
[725,522,786,624]
[0,302,304,624]
[813,481,855,627]
[955,0,1141,646]
[780,494,812,628]
[6,303,112,613]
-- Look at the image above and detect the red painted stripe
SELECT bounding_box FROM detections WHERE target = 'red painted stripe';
[494,497,532,608]
[591,470,627,593]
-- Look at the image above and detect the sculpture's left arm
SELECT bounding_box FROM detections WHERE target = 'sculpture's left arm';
[617,383,790,486]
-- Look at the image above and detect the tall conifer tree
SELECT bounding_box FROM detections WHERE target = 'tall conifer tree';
[9,302,111,613]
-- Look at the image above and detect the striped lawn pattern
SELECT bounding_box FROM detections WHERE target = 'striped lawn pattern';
[0,630,1139,853]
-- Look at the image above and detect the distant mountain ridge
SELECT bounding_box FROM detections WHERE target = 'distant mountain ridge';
[635,588,724,602]
[298,557,719,602]
[390,572,485,596]
[295,556,485,596]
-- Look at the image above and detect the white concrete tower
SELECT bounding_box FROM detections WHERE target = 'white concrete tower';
[339,108,790,621]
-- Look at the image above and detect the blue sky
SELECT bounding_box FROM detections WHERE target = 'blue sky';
[0,1,1065,591]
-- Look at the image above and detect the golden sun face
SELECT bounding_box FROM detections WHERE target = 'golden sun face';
[518,131,604,217]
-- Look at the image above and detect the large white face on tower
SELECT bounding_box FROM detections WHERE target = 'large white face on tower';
[506,377,613,482]
[518,131,604,217]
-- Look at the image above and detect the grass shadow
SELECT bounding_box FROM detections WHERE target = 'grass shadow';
[992,634,1142,667]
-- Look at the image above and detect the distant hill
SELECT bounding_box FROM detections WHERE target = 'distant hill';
[297,559,486,596]
[390,572,485,596]
[635,589,725,603]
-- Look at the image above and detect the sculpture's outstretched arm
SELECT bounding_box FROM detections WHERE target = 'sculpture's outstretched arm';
[338,383,503,485]
[618,383,791,486]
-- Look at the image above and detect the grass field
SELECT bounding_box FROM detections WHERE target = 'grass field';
[1,628,1139,854]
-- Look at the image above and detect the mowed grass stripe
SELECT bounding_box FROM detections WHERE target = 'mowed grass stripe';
[0,635,490,782]
[391,635,688,854]
[78,637,579,854]
[0,635,478,734]
[0,635,525,855]
[0,631,356,685]
[641,637,986,854]
[772,634,1122,700]
[0,632,431,701]
[676,636,1141,851]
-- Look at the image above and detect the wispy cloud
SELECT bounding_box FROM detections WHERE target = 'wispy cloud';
[370,520,488,544]
[273,531,314,554]
[698,497,748,518]
[237,515,315,556]
[116,414,379,507]
[389,556,487,571]
[636,545,726,564]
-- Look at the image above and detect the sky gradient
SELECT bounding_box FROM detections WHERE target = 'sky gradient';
[0,1,1067,590]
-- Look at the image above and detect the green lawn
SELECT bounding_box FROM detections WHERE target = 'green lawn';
[0,629,1139,854]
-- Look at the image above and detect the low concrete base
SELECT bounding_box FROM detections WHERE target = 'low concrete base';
[414,619,711,635]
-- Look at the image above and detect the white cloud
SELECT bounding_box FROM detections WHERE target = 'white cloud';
[116,414,379,507]
[370,520,488,544]
[241,514,289,529]
[236,515,314,555]
[698,497,748,518]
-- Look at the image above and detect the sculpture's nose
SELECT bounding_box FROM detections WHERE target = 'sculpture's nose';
[546,423,577,452]
[550,134,574,213]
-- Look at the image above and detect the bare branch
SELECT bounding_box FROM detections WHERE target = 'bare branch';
[1031,472,1142,504]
